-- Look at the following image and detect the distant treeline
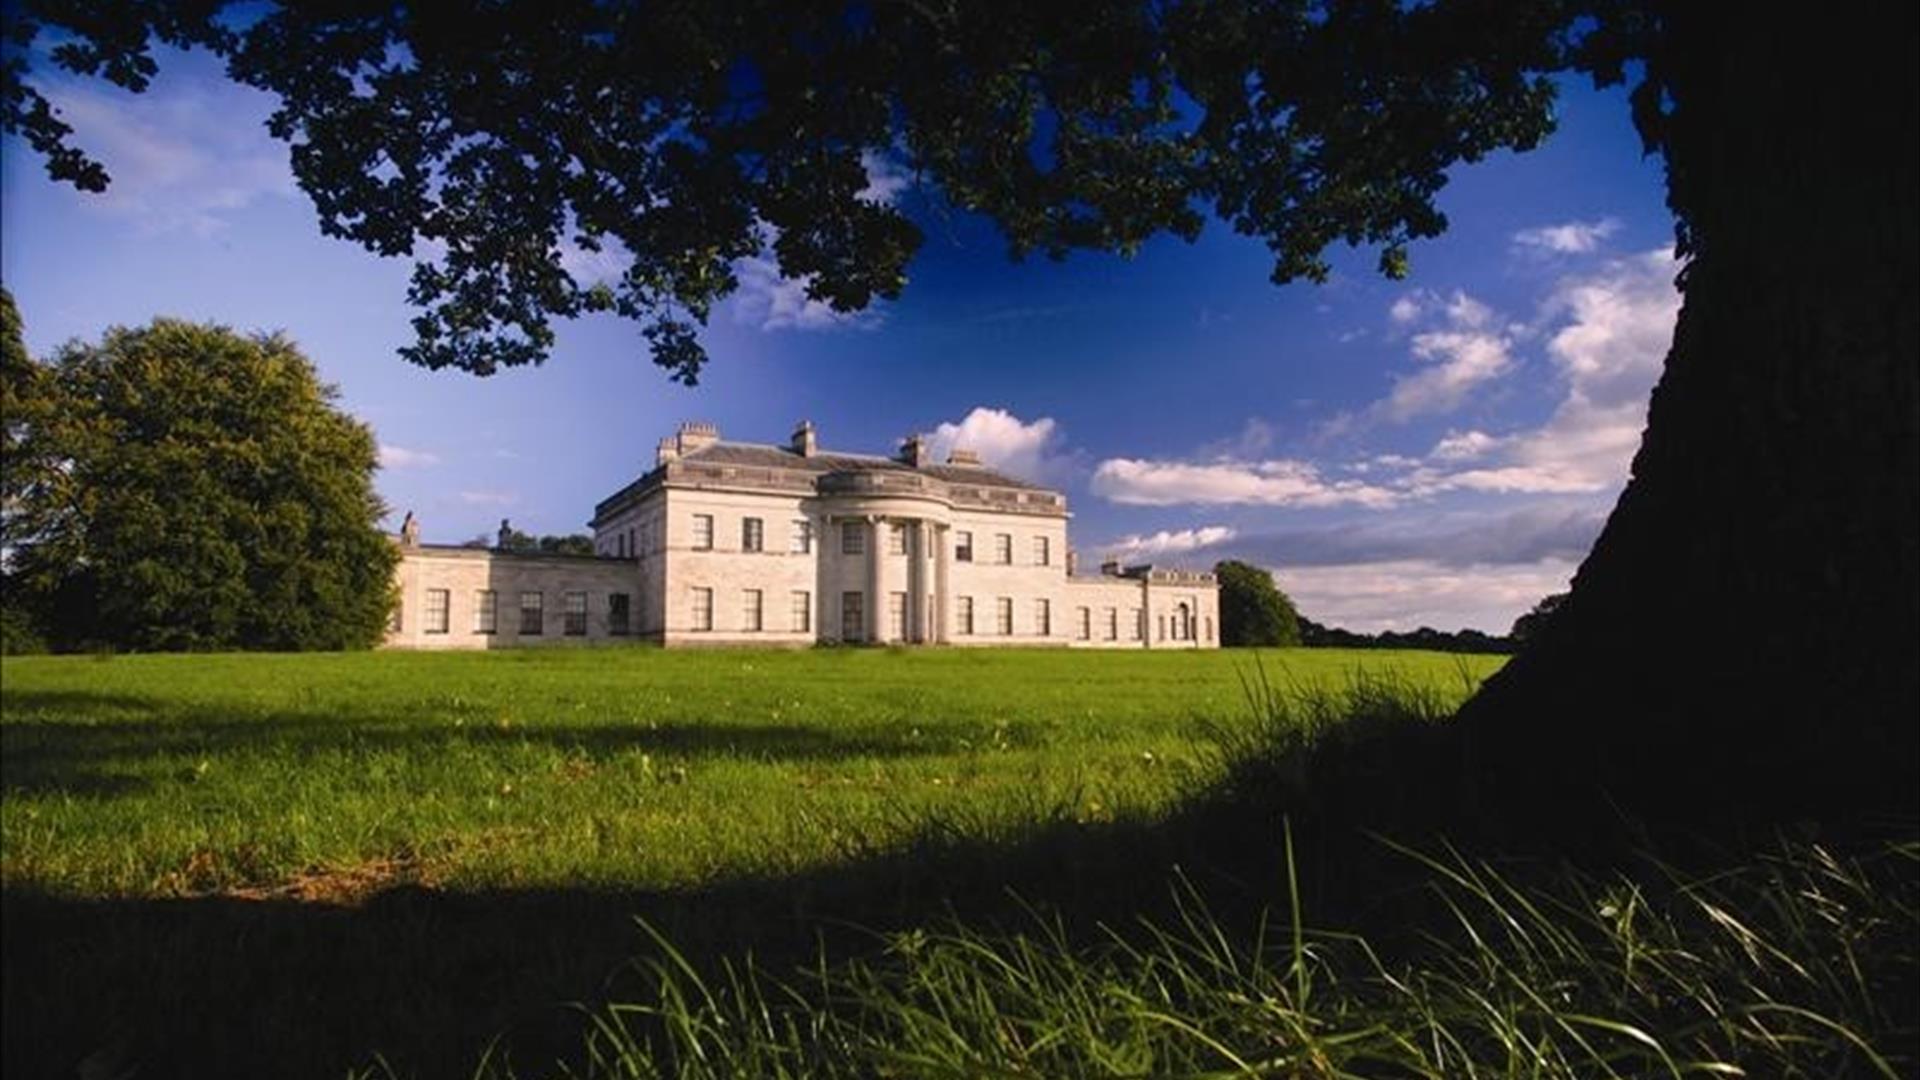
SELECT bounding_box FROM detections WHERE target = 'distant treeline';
[1297,616,1515,655]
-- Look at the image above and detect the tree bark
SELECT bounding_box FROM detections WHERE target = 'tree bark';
[1459,6,1919,822]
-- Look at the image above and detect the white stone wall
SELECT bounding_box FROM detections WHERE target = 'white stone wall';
[387,546,643,649]
[658,488,819,646]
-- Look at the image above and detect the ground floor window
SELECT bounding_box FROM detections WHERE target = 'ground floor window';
[475,590,497,634]
[424,588,450,634]
[743,589,764,631]
[841,591,865,642]
[1204,616,1213,642]
[520,592,543,635]
[1131,608,1144,641]
[1034,598,1051,637]
[958,596,974,636]
[792,590,811,633]
[564,591,588,635]
[1105,607,1118,641]
[888,591,907,641]
[609,593,630,635]
[692,587,713,631]
[996,597,1013,636]
[1078,607,1091,640]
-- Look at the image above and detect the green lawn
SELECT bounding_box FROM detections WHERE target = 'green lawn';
[1,646,1500,898]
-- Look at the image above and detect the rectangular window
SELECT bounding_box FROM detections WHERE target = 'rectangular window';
[1205,616,1213,642]
[520,591,544,635]
[1158,614,1167,641]
[955,530,973,562]
[1131,608,1144,640]
[1034,598,1051,637]
[743,589,763,631]
[563,591,588,635]
[1078,607,1091,641]
[1033,536,1050,566]
[425,588,450,634]
[742,517,764,552]
[888,523,907,555]
[842,521,865,555]
[995,533,1013,564]
[996,596,1013,636]
[791,520,812,554]
[1106,607,1118,641]
[627,527,636,557]
[609,593,631,635]
[692,587,713,631]
[792,590,811,633]
[475,590,497,634]
[388,600,402,634]
[889,591,907,640]
[692,513,714,550]
[958,596,975,636]
[841,591,865,642]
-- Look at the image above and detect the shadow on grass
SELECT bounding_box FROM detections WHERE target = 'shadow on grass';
[4,673,1911,1079]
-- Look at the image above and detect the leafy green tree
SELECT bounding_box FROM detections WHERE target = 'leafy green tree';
[1508,593,1568,647]
[5,2,1913,814]
[1214,560,1300,647]
[5,318,397,651]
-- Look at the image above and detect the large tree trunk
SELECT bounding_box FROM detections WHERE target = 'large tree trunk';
[1459,6,1919,822]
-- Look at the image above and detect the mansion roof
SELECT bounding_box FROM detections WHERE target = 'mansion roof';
[592,425,1066,526]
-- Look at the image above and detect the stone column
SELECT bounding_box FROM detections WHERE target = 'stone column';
[904,519,924,644]
[866,514,883,643]
[933,523,951,644]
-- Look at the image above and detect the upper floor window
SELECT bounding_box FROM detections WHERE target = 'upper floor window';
[692,513,714,550]
[888,522,907,555]
[564,591,588,635]
[1033,536,1050,566]
[954,531,973,562]
[791,520,812,554]
[842,521,866,555]
[425,589,450,634]
[994,534,1012,564]
[742,517,764,552]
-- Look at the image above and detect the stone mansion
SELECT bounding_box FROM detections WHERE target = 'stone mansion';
[386,421,1219,649]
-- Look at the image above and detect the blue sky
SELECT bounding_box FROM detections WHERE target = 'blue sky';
[1,46,1678,633]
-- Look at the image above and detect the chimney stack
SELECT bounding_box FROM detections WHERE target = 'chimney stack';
[946,447,981,466]
[1100,559,1122,577]
[900,433,930,467]
[656,436,680,467]
[676,420,719,454]
[791,420,817,457]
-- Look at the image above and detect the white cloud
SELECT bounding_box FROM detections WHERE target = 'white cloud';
[1090,457,1400,509]
[1278,558,1580,634]
[1429,430,1503,462]
[378,444,440,469]
[857,150,913,205]
[1381,324,1514,422]
[457,490,517,507]
[1101,526,1238,560]
[557,234,634,286]
[1512,218,1620,256]
[927,407,1074,484]
[40,65,295,236]
[1389,294,1423,324]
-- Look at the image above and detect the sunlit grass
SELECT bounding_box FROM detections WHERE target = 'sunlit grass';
[0,646,1500,897]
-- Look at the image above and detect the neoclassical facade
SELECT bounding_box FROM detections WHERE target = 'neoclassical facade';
[386,421,1218,649]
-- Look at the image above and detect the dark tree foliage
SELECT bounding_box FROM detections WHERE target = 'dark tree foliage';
[488,528,596,556]
[1508,592,1568,646]
[1298,616,1513,655]
[1214,559,1300,647]
[6,2,1914,818]
[3,318,398,651]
